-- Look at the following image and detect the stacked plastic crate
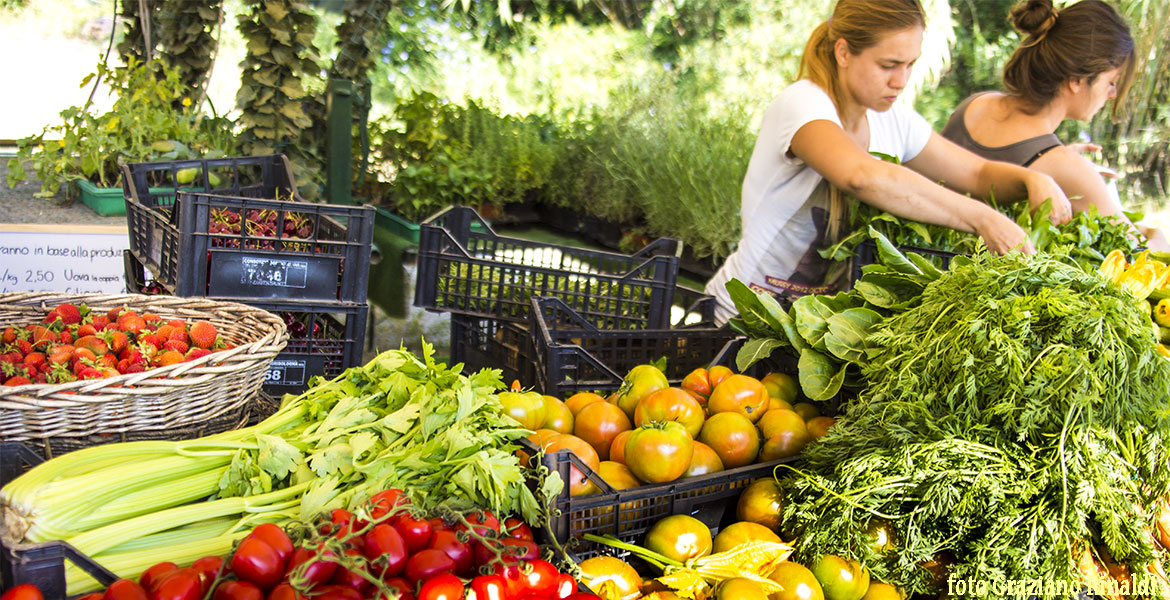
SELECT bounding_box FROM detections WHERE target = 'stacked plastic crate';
[121,154,374,395]
[412,206,685,388]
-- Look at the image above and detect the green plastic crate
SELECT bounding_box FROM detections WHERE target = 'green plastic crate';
[74,179,125,217]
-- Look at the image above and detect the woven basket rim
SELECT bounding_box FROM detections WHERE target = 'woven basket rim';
[0,292,288,401]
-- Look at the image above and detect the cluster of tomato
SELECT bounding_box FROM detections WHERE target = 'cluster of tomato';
[4,489,604,600]
[0,303,227,386]
[503,363,837,497]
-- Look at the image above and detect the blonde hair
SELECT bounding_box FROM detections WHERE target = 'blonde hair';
[797,0,926,243]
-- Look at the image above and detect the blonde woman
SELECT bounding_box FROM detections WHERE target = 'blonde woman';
[706,0,1070,323]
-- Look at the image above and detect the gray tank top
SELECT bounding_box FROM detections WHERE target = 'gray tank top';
[941,93,1062,167]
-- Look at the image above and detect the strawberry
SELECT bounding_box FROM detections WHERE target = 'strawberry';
[185,348,212,361]
[77,366,103,380]
[4,376,32,386]
[58,330,73,344]
[16,339,33,355]
[122,362,146,374]
[188,321,218,349]
[1,327,16,344]
[156,350,185,367]
[23,352,46,369]
[104,331,129,354]
[167,319,187,330]
[163,340,189,354]
[42,310,60,324]
[76,323,98,337]
[55,303,82,325]
[139,333,162,350]
[106,306,127,322]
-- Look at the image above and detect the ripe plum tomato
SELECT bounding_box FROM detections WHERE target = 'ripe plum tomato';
[613,365,669,420]
[364,523,409,578]
[102,579,149,600]
[391,513,434,553]
[418,573,465,600]
[736,478,785,531]
[369,488,410,520]
[555,573,578,599]
[683,441,724,478]
[139,562,179,592]
[458,510,501,538]
[382,577,415,600]
[1,585,44,600]
[231,536,286,590]
[191,556,225,593]
[286,545,338,588]
[707,375,770,423]
[576,557,642,600]
[564,392,607,415]
[469,575,509,600]
[266,584,303,600]
[248,523,294,564]
[698,412,760,469]
[428,529,473,575]
[152,568,203,600]
[573,401,631,461]
[519,559,560,597]
[213,581,264,600]
[542,395,575,433]
[633,387,705,438]
[624,421,694,483]
[644,515,712,562]
[543,433,601,496]
[310,585,363,600]
[329,548,372,594]
[503,517,534,541]
[712,521,782,553]
[405,548,457,583]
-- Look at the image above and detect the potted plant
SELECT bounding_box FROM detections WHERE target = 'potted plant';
[5,58,235,216]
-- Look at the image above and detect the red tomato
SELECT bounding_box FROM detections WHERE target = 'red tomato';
[503,517,534,541]
[469,575,508,600]
[502,538,540,562]
[329,548,372,595]
[518,559,560,597]
[77,594,103,600]
[327,508,363,545]
[369,489,410,521]
[404,549,456,584]
[364,523,409,578]
[490,564,525,598]
[633,387,706,439]
[310,586,362,600]
[391,513,434,553]
[191,556,224,594]
[555,573,578,599]
[428,529,473,575]
[625,421,694,483]
[564,595,602,600]
[286,545,338,588]
[458,510,500,539]
[213,580,264,600]
[0,585,44,600]
[138,562,179,592]
[266,584,302,600]
[418,573,464,600]
[231,537,286,590]
[152,568,203,600]
[248,524,294,564]
[382,577,415,600]
[103,579,149,600]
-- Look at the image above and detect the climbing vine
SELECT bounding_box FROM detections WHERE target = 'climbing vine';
[156,0,223,109]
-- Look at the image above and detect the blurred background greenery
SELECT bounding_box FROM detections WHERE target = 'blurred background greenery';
[2,0,1168,264]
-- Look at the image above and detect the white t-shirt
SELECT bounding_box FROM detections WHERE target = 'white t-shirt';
[705,79,933,323]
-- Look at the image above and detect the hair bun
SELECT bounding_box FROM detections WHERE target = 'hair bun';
[1010,0,1058,37]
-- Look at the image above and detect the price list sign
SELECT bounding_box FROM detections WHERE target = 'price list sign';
[0,224,130,294]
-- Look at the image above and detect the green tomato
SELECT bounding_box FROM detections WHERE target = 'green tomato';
[811,555,869,600]
[498,390,546,430]
[614,364,668,420]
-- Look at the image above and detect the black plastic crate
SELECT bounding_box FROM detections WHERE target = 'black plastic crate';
[449,315,538,388]
[850,238,957,284]
[415,206,680,328]
[539,443,799,560]
[257,300,368,395]
[1,443,119,598]
[125,163,374,303]
[121,154,302,214]
[529,295,737,398]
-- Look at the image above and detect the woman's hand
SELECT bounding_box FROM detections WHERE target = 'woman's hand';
[1025,172,1073,225]
[973,208,1035,255]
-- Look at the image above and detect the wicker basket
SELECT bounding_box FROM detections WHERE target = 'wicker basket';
[0,293,288,446]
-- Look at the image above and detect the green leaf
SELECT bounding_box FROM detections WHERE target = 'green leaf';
[823,307,883,364]
[906,251,945,280]
[256,434,302,480]
[798,347,846,401]
[736,337,787,371]
[793,295,838,350]
[867,226,923,277]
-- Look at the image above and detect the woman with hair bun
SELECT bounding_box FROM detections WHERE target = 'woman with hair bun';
[941,0,1168,249]
[705,0,1071,323]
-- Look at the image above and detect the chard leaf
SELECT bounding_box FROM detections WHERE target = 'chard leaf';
[737,337,787,371]
[906,252,945,280]
[793,296,839,350]
[853,280,899,308]
[867,226,922,277]
[824,307,884,364]
[726,278,779,336]
[798,347,847,401]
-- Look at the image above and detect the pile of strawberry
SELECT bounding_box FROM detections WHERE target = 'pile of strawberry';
[7,488,602,600]
[0,302,230,387]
